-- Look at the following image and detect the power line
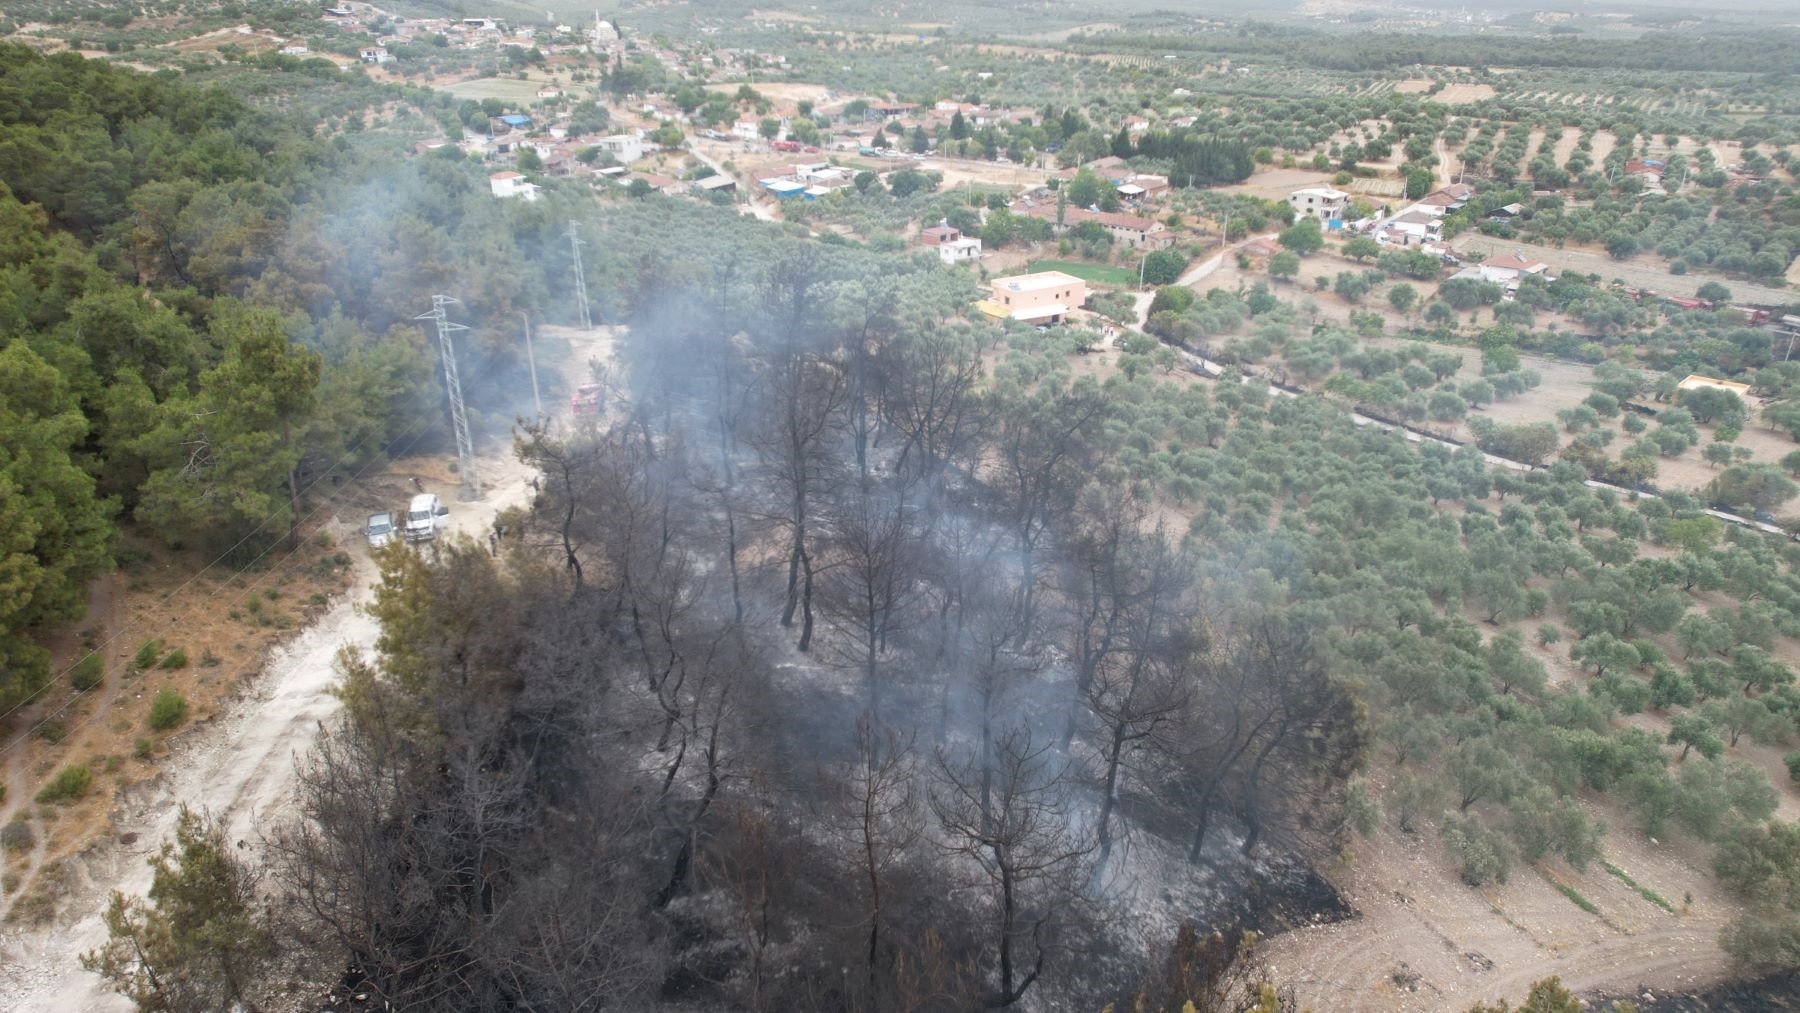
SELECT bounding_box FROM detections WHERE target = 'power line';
[0,358,449,730]
[0,394,458,761]
[416,295,480,498]
[0,330,510,747]
[567,219,592,330]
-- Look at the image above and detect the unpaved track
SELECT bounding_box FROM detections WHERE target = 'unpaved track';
[0,453,537,1012]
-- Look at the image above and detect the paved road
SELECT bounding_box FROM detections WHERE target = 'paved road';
[1459,235,1792,306]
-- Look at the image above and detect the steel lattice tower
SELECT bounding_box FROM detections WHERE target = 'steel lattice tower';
[415,295,481,497]
[566,220,592,329]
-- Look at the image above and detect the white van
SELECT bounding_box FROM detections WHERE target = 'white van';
[404,493,448,542]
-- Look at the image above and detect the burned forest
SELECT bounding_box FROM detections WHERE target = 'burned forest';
[270,239,1369,1012]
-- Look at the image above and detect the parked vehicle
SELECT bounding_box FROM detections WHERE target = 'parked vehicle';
[405,493,447,542]
[365,512,395,548]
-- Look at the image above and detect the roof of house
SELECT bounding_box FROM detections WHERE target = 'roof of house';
[993,270,1084,294]
[921,224,960,239]
[1483,250,1547,273]
[1394,210,1436,225]
[1290,186,1348,201]
[490,171,524,180]
[1678,374,1751,395]
[1090,210,1163,232]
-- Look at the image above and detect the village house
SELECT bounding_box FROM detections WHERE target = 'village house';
[1384,210,1442,244]
[358,46,393,64]
[591,133,650,164]
[1450,250,1552,294]
[919,220,983,265]
[488,171,540,201]
[1410,183,1475,217]
[976,271,1089,325]
[1018,204,1175,251]
[1288,186,1349,222]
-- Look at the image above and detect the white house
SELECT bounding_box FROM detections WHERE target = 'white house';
[489,171,541,201]
[592,133,649,164]
[1385,210,1441,242]
[359,46,393,64]
[1288,186,1349,221]
[936,236,983,265]
[1448,250,1552,295]
[732,119,761,142]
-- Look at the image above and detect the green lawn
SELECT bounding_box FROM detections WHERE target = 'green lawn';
[438,77,549,105]
[1028,259,1139,287]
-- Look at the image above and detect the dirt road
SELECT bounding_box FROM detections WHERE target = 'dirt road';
[0,320,622,1009]
[1458,235,1792,306]
[0,452,537,1012]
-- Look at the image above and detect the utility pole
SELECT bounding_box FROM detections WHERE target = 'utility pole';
[416,295,480,498]
[566,219,591,329]
[522,309,542,419]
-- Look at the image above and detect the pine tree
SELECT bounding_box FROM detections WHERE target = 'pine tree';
[82,806,274,1011]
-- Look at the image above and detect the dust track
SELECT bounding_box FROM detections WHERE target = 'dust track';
[0,455,536,1012]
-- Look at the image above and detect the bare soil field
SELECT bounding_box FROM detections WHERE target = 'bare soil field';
[1394,79,1433,95]
[1435,83,1498,104]
[1222,167,1341,202]
[746,81,835,104]
[1458,235,1792,307]
[1551,126,1583,166]
[1261,774,1737,1011]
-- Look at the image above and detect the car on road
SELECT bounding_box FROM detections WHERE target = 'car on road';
[366,512,395,548]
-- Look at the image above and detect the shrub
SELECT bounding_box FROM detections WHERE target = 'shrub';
[1787,752,1800,783]
[157,648,189,670]
[70,653,104,691]
[35,763,92,804]
[148,689,188,731]
[1440,811,1513,885]
[1344,777,1381,837]
[131,638,164,670]
[133,737,154,760]
[33,719,66,744]
[0,820,31,852]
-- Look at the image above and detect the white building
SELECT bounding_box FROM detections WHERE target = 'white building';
[359,46,393,64]
[1288,186,1349,221]
[591,133,649,164]
[732,119,761,142]
[935,236,983,265]
[488,171,541,201]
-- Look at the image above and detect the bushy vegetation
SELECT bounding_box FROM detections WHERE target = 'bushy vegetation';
[147,688,188,731]
[34,762,92,804]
